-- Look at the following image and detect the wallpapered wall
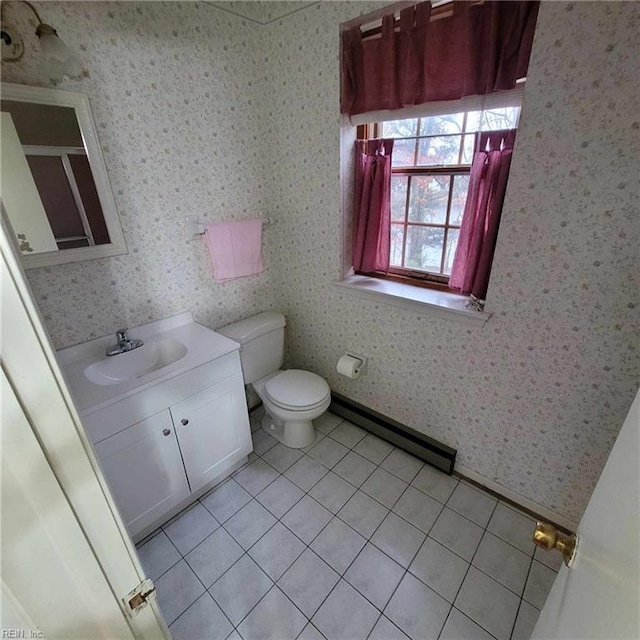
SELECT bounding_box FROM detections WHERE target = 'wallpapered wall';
[2,1,280,347]
[260,1,639,524]
[3,1,638,524]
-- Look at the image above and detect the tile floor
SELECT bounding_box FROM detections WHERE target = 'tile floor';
[137,410,560,640]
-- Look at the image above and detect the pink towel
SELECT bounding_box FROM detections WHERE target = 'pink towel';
[204,219,264,282]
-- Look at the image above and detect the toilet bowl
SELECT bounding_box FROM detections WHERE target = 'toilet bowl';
[253,369,331,448]
[217,311,331,450]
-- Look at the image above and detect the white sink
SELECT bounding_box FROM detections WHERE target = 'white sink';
[84,338,188,386]
[56,312,241,413]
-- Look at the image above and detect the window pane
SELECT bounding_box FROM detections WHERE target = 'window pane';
[419,113,464,135]
[390,224,404,266]
[405,226,445,273]
[443,228,460,275]
[449,175,469,225]
[408,175,450,224]
[480,107,520,131]
[416,135,462,166]
[391,138,417,167]
[27,155,85,238]
[391,175,408,221]
[465,110,482,133]
[461,134,475,164]
[382,118,418,138]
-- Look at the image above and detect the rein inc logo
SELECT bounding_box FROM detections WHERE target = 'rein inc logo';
[2,631,44,639]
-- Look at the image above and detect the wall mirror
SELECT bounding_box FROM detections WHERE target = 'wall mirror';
[0,82,126,268]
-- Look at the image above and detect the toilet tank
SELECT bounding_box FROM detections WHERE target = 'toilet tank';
[217,311,286,384]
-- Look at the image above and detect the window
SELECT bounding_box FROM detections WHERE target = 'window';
[357,103,520,288]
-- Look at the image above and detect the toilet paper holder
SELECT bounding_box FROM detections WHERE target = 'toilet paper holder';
[337,351,368,378]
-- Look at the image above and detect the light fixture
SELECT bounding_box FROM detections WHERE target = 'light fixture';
[0,0,88,83]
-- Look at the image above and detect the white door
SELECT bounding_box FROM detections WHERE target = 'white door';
[1,214,169,638]
[532,388,640,639]
[170,374,251,493]
[94,410,191,537]
[1,112,58,253]
[2,369,136,639]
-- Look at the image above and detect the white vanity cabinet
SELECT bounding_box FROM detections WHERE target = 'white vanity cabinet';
[58,313,254,540]
[89,361,252,539]
[93,371,250,537]
[93,410,191,536]
[170,373,248,494]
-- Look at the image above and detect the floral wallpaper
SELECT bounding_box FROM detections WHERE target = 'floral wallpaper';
[2,1,280,347]
[2,1,638,525]
[259,1,639,525]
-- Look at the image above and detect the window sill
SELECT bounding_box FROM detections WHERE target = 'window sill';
[332,275,491,327]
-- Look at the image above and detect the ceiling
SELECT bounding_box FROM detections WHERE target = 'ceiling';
[205,1,319,25]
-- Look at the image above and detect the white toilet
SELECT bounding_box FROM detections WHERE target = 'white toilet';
[218,311,330,449]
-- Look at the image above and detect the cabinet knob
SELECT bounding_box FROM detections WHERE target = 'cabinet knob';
[162,428,171,436]
[181,418,189,426]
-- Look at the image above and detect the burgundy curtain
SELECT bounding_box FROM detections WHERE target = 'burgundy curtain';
[352,139,394,273]
[341,1,539,116]
[449,129,516,300]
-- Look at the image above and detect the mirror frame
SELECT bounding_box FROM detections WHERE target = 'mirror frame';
[1,82,127,268]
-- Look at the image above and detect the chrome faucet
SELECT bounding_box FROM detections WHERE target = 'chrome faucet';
[106,328,144,356]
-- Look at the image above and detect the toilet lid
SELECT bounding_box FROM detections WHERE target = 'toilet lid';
[265,370,330,409]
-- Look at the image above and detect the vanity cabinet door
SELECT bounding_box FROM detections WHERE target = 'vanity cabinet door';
[170,373,252,494]
[94,410,190,537]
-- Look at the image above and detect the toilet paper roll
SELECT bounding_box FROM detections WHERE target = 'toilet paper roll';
[337,354,362,379]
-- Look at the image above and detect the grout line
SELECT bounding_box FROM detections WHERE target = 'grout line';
[198,474,235,504]
[160,532,233,629]
[508,552,537,640]
[135,527,164,550]
[207,518,308,631]
[199,487,250,525]
[161,497,214,532]
[137,531,184,584]
[332,479,446,633]
[480,528,537,564]
[470,555,531,600]
[453,471,571,534]
[364,613,406,640]
[222,500,279,551]
[278,466,427,627]
[278,546,339,593]
[149,420,545,639]
[168,591,230,634]
[445,498,526,640]
[235,583,305,635]
[436,607,456,640]
[303,577,342,634]
[460,502,498,581]
[294,621,325,640]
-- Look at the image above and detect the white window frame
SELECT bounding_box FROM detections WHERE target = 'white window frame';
[335,88,525,325]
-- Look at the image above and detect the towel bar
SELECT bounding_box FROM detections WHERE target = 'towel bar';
[185,213,273,242]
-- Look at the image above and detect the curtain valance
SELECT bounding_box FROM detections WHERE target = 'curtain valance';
[341,0,539,117]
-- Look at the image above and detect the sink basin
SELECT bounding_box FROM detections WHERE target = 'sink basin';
[57,311,242,413]
[84,338,188,386]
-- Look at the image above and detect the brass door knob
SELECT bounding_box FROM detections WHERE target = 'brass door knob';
[533,521,578,568]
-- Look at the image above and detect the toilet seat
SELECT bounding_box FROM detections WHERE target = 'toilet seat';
[265,369,330,411]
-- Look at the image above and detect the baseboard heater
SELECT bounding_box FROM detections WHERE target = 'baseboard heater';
[329,392,456,474]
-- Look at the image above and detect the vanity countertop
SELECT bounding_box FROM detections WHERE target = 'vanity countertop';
[57,312,241,414]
